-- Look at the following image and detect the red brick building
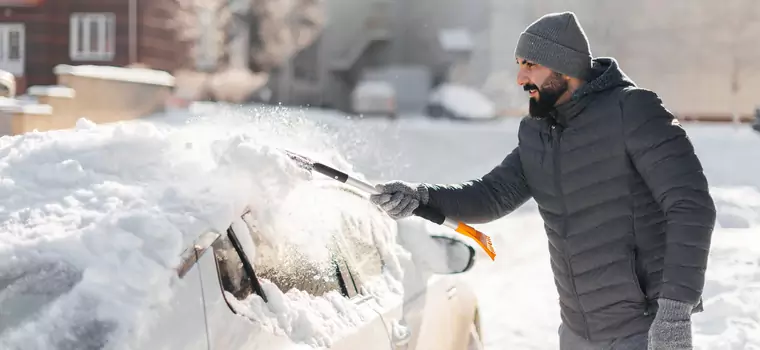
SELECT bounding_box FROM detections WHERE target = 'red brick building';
[0,0,189,93]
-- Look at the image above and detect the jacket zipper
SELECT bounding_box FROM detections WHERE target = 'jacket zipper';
[551,123,591,340]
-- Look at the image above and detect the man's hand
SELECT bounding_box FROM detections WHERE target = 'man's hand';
[648,298,694,350]
[369,181,429,220]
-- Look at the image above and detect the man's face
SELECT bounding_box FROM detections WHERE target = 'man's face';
[516,58,568,118]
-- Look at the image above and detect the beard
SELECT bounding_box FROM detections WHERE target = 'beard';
[525,72,568,119]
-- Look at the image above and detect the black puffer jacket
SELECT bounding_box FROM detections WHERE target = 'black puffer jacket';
[423,58,716,341]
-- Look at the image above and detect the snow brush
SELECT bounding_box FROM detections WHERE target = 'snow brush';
[283,149,496,261]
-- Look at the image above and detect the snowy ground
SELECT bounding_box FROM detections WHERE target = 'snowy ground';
[1,102,758,349]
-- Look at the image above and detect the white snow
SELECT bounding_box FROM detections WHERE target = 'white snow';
[429,83,496,120]
[53,64,175,87]
[0,97,53,115]
[0,106,404,349]
[26,86,76,99]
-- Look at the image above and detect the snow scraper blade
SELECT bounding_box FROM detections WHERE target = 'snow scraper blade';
[282,149,496,260]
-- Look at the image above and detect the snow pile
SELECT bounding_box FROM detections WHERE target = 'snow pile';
[0,107,404,349]
[0,97,53,115]
[429,83,496,120]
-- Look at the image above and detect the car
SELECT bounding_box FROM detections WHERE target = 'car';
[351,80,397,119]
[427,83,497,121]
[753,106,760,133]
[129,180,484,350]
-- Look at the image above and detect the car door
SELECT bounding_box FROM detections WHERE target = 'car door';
[332,222,456,350]
[387,220,467,350]
[128,233,212,350]
[380,267,457,350]
[196,227,299,350]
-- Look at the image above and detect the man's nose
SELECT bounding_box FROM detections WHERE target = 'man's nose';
[516,70,529,86]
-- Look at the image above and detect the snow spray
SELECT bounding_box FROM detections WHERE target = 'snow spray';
[283,149,497,260]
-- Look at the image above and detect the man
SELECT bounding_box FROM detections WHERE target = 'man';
[370,11,716,350]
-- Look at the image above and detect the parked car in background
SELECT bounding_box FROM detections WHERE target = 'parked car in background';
[753,107,760,133]
[427,83,497,121]
[351,80,397,118]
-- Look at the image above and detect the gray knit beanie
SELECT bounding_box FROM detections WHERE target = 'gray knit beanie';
[515,11,592,79]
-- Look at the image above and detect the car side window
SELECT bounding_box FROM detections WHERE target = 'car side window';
[241,211,344,297]
[338,233,384,293]
[211,230,255,301]
[255,250,343,297]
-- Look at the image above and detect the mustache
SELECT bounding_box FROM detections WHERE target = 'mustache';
[523,84,539,91]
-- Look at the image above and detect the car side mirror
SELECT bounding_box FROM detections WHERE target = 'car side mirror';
[428,235,476,274]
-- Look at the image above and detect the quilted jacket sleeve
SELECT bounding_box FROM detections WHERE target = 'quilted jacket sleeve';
[422,146,532,224]
[622,88,716,305]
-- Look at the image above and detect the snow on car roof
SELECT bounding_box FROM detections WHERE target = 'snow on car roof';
[0,108,404,348]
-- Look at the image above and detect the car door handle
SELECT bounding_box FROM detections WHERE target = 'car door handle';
[391,320,411,349]
[447,285,457,299]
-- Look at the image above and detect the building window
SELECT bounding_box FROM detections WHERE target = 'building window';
[70,13,115,61]
[0,24,25,76]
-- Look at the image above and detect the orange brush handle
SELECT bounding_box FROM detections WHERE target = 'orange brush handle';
[412,205,496,260]
[454,222,496,260]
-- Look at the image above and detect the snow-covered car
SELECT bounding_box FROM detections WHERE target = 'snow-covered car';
[427,84,497,121]
[351,80,397,118]
[0,117,482,350]
[131,191,484,350]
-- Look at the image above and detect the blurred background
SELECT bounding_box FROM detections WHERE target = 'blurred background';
[1,0,759,125]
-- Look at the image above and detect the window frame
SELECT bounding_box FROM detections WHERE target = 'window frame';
[0,23,25,76]
[69,12,116,61]
[207,226,269,314]
[176,231,220,279]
